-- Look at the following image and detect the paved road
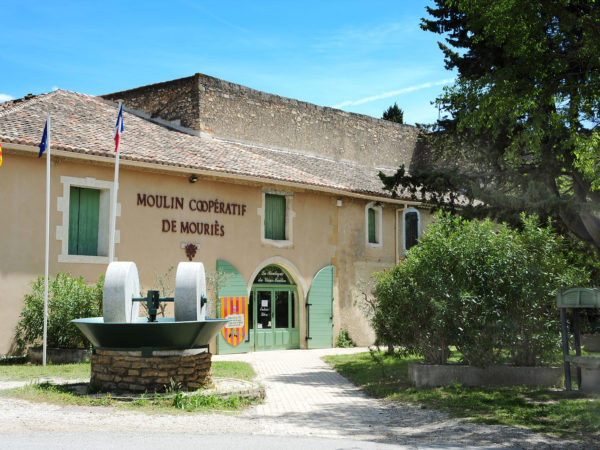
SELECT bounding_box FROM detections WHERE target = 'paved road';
[0,348,589,449]
[214,348,585,449]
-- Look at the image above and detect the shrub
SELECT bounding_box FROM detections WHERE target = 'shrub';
[14,273,104,352]
[336,329,356,348]
[373,212,590,367]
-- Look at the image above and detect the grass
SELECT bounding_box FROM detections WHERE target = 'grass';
[0,361,90,381]
[325,351,600,445]
[0,360,260,413]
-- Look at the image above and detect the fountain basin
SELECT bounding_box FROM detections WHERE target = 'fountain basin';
[72,317,229,350]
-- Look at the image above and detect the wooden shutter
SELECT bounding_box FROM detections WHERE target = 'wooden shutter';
[68,187,99,256]
[368,208,377,243]
[216,260,251,354]
[265,194,286,240]
[307,265,334,349]
[405,211,419,251]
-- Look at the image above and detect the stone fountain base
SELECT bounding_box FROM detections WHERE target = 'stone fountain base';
[91,348,212,392]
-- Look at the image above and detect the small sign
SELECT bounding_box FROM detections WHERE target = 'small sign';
[227,314,244,328]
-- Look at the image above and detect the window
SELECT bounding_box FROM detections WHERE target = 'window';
[68,187,100,255]
[57,176,115,264]
[367,207,377,243]
[365,202,382,247]
[260,191,294,248]
[265,194,286,240]
[403,207,421,253]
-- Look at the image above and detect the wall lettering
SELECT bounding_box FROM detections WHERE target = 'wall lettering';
[137,193,245,237]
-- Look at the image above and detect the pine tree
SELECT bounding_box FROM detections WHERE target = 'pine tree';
[381,0,600,254]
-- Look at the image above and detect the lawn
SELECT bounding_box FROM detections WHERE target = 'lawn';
[0,360,260,413]
[324,351,600,446]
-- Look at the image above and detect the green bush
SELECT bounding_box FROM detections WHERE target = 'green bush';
[373,213,590,367]
[14,273,104,352]
[336,329,356,348]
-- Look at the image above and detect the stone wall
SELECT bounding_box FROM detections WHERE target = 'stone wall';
[102,73,421,169]
[91,348,212,392]
[103,75,199,130]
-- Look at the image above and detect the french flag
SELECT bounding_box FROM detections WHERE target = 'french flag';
[114,103,124,152]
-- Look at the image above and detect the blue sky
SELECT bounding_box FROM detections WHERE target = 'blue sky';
[0,1,453,125]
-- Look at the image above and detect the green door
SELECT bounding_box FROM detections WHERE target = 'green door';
[307,265,334,349]
[216,260,254,355]
[253,287,299,351]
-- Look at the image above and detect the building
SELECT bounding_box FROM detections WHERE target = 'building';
[0,74,431,356]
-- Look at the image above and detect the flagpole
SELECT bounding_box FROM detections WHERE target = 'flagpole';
[42,113,51,367]
[108,102,122,263]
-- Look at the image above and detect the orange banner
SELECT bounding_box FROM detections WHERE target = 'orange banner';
[220,296,248,346]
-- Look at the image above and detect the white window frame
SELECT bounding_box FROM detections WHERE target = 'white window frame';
[402,207,421,255]
[258,190,295,248]
[56,176,119,264]
[365,202,383,248]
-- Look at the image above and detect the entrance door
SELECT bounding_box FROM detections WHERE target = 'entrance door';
[253,287,299,350]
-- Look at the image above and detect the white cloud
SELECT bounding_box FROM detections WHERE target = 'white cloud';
[0,94,14,102]
[52,86,59,91]
[333,78,455,109]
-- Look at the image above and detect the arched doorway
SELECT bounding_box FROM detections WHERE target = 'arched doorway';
[250,265,300,351]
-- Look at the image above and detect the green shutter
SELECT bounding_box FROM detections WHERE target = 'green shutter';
[307,265,334,349]
[216,260,248,298]
[405,211,419,251]
[368,208,377,243]
[68,187,99,256]
[265,194,286,240]
[216,260,251,354]
[68,187,81,255]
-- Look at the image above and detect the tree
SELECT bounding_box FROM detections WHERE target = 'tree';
[382,102,404,124]
[380,1,600,254]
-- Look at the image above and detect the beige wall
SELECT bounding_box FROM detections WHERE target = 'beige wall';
[0,151,432,354]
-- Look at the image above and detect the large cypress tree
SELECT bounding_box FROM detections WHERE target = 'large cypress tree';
[381,0,600,254]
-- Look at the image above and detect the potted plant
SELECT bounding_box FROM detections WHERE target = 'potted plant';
[14,273,103,364]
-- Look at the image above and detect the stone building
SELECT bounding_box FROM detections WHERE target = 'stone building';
[0,74,430,356]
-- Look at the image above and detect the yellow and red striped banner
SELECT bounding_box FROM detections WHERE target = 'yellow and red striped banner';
[220,296,248,347]
[0,141,3,166]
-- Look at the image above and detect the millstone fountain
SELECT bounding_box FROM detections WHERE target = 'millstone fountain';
[72,261,228,392]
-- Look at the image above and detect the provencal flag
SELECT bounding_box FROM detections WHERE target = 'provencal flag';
[220,297,248,347]
[0,141,3,166]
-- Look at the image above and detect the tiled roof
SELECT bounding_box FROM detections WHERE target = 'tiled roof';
[0,90,401,199]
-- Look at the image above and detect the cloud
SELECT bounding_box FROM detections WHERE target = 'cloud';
[0,94,14,102]
[333,78,455,109]
[52,86,59,91]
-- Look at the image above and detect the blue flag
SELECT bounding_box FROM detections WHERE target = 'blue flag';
[38,119,48,158]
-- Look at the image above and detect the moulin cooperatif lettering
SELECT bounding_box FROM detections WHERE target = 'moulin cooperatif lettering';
[136,193,246,237]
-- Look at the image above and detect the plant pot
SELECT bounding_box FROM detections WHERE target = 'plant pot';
[582,334,600,353]
[27,346,90,365]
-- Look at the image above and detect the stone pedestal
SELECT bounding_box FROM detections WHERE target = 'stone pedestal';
[91,348,211,392]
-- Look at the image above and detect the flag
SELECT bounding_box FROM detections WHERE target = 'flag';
[38,118,49,157]
[114,103,124,152]
[0,141,3,166]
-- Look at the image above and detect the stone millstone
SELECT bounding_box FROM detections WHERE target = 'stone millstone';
[103,262,141,323]
[174,262,206,321]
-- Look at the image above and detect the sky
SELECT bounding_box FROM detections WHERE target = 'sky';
[0,1,454,125]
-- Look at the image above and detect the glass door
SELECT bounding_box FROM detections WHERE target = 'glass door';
[252,287,300,351]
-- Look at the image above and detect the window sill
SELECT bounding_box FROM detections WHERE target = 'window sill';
[58,254,111,264]
[262,238,293,248]
[366,242,383,249]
